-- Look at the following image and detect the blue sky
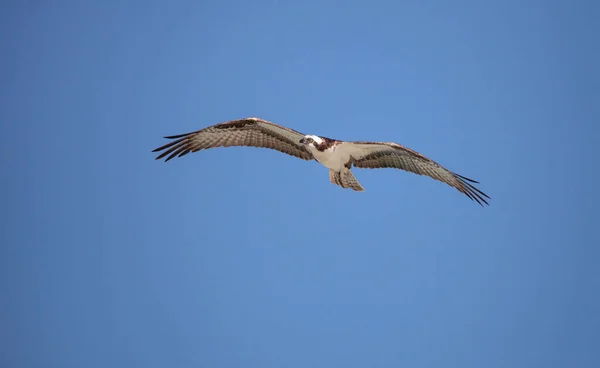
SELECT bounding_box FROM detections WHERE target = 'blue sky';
[2,0,599,367]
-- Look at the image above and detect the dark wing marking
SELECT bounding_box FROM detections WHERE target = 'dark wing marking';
[152,117,314,162]
[346,141,490,206]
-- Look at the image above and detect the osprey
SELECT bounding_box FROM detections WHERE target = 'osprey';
[153,117,490,205]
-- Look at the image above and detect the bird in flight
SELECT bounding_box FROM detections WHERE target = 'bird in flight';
[153,117,489,206]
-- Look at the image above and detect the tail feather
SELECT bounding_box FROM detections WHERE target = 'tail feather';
[329,169,364,192]
[329,169,342,186]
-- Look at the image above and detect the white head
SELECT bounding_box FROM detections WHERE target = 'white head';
[299,134,324,147]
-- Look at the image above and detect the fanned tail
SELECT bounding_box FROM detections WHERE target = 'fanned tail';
[329,169,364,192]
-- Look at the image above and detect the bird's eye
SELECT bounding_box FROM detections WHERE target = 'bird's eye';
[307,138,314,143]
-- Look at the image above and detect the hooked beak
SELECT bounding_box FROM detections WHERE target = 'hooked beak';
[299,138,306,144]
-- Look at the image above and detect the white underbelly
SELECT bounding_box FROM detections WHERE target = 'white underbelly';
[310,146,350,171]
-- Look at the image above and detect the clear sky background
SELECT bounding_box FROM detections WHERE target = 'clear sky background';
[2,1,599,367]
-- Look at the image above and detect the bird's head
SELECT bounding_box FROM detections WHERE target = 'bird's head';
[299,135,324,147]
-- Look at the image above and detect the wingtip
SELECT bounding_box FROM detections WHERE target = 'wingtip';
[454,172,490,206]
[455,173,480,184]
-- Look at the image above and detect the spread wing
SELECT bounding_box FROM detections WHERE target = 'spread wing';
[152,117,314,162]
[342,141,490,206]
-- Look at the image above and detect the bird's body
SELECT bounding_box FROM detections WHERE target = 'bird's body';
[303,136,348,170]
[153,117,490,205]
